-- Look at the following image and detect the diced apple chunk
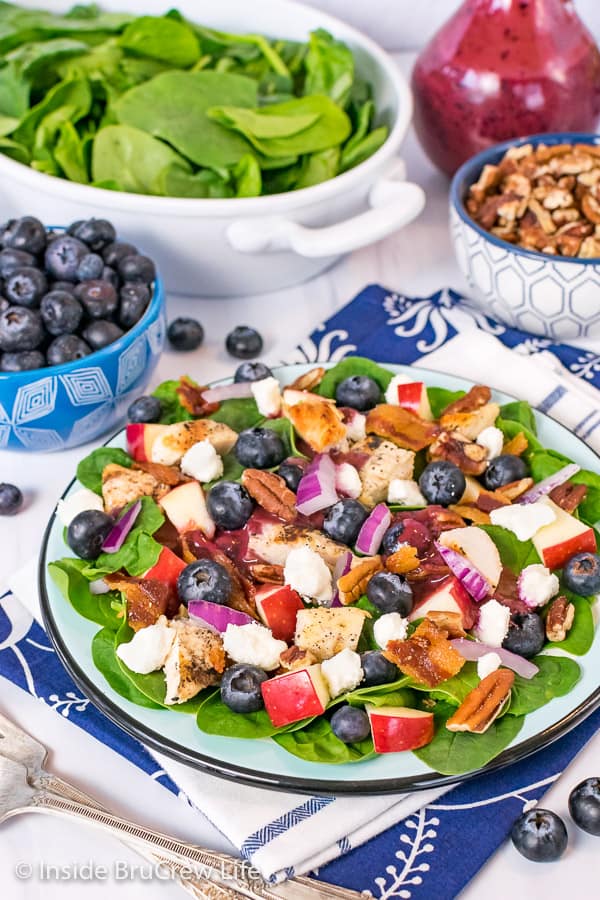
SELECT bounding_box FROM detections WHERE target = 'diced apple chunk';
[408,575,478,629]
[255,585,304,643]
[532,499,597,569]
[367,706,434,752]
[160,482,215,538]
[438,526,502,590]
[261,664,330,727]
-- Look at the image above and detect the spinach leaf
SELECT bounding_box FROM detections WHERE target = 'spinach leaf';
[427,387,466,419]
[345,684,416,709]
[152,379,194,425]
[340,125,387,173]
[303,29,354,107]
[317,356,394,399]
[54,120,88,182]
[155,164,233,199]
[546,593,595,655]
[295,147,340,190]
[273,717,374,763]
[499,400,538,435]
[0,135,28,162]
[233,153,262,197]
[76,446,132,494]
[209,397,262,431]
[495,417,543,454]
[508,655,581,716]
[119,15,199,68]
[14,76,91,148]
[92,627,161,708]
[208,95,351,159]
[0,60,29,118]
[479,524,541,572]
[85,497,164,577]
[414,702,524,775]
[92,124,192,195]
[114,71,258,169]
[48,558,123,630]
[407,663,480,705]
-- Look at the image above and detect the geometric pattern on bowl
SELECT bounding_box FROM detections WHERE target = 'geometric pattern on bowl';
[450,207,600,340]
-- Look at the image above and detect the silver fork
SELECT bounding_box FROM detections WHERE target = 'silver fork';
[0,720,366,900]
[0,710,238,900]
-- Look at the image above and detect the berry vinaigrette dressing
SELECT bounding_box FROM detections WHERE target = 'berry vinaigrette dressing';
[412,0,600,176]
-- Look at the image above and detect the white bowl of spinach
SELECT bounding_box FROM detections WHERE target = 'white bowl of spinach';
[0,0,421,295]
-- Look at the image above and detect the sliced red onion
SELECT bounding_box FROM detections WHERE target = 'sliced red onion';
[89,578,110,595]
[435,541,491,602]
[520,463,580,504]
[296,453,338,515]
[188,599,255,632]
[331,551,353,607]
[450,638,539,679]
[101,500,141,553]
[355,504,391,556]
[201,382,254,403]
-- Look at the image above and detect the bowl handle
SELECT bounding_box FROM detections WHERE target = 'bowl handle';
[226,158,425,258]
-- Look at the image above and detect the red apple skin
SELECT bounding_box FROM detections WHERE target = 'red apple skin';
[261,670,327,728]
[143,547,186,591]
[369,708,434,753]
[256,585,304,642]
[409,576,478,629]
[396,382,423,413]
[126,423,167,462]
[540,529,597,570]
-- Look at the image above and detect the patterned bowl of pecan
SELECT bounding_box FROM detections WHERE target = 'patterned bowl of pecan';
[450,133,600,341]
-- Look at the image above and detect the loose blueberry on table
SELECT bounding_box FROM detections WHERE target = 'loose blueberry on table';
[225,326,263,359]
[568,778,600,836]
[49,361,600,772]
[0,483,23,516]
[511,809,568,861]
[167,317,204,352]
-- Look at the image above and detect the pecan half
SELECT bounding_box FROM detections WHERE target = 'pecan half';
[502,431,528,456]
[549,481,588,514]
[385,545,420,574]
[440,385,491,416]
[494,477,534,502]
[279,646,317,671]
[448,503,491,525]
[426,610,466,638]
[248,563,285,584]
[429,431,487,475]
[337,556,383,605]
[176,376,220,417]
[384,618,465,687]
[288,367,326,392]
[241,469,297,522]
[446,669,515,734]
[546,596,575,642]
[133,460,188,486]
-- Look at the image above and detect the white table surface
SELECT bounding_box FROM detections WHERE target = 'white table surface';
[0,53,598,899]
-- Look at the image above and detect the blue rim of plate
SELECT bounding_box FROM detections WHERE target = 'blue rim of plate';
[38,363,600,795]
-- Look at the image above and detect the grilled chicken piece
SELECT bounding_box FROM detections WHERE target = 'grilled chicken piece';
[294,607,370,661]
[164,619,225,705]
[351,435,414,507]
[102,463,171,514]
[150,419,238,466]
[281,389,346,453]
[439,403,500,440]
[248,521,350,571]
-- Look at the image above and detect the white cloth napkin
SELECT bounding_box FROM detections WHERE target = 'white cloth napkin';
[9,332,600,883]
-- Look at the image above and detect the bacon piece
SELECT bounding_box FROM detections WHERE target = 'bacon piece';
[440,386,491,417]
[366,404,439,451]
[133,460,188,487]
[176,376,220,417]
[104,575,178,631]
[383,618,465,687]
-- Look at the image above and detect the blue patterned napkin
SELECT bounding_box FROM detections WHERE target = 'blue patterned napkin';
[2,285,599,899]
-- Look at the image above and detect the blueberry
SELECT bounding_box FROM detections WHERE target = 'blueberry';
[118,253,155,283]
[360,650,399,686]
[0,248,36,277]
[82,319,124,350]
[568,777,600,836]
[46,334,91,365]
[276,461,304,492]
[44,235,88,281]
[511,809,568,862]
[234,427,286,469]
[330,706,371,743]
[226,325,263,359]
[220,663,268,713]
[0,307,44,351]
[323,499,369,545]
[4,267,48,308]
[382,518,431,555]
[335,375,381,411]
[483,454,529,490]
[76,252,104,281]
[40,290,83,336]
[101,265,120,291]
[419,461,466,506]
[562,552,600,596]
[502,612,545,658]
[0,350,45,372]
[119,283,150,329]
[0,297,7,314]
[75,280,118,319]
[367,571,414,615]
[0,483,23,515]
[101,241,138,268]
[50,280,76,295]
[167,317,204,351]
[177,559,232,605]
[207,481,254,530]
[234,361,273,383]
[70,218,116,251]
[2,216,46,255]
[67,509,114,560]
[128,395,162,424]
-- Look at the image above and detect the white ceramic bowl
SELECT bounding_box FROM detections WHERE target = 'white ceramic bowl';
[0,0,423,297]
[450,132,600,341]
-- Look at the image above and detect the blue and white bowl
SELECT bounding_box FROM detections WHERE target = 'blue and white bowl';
[450,133,600,341]
[0,276,166,452]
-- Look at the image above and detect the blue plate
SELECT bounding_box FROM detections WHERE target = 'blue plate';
[39,364,600,794]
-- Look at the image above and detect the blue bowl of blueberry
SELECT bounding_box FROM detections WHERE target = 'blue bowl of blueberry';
[0,216,166,452]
